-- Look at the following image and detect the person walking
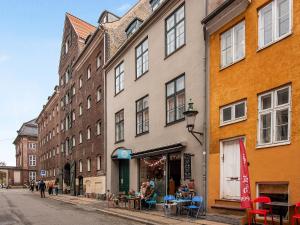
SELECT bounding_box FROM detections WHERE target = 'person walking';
[40,179,46,198]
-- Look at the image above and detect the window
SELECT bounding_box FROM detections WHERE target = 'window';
[136,96,149,135]
[96,121,101,136]
[53,168,56,177]
[87,66,91,80]
[87,158,91,172]
[126,19,143,37]
[79,103,83,116]
[72,85,76,96]
[87,96,91,109]
[87,127,91,140]
[115,62,124,94]
[72,110,76,121]
[79,160,83,173]
[97,156,101,171]
[65,69,69,84]
[28,143,37,149]
[79,132,83,144]
[166,75,185,124]
[221,21,245,68]
[56,146,59,154]
[97,53,101,69]
[150,0,164,11]
[97,87,102,102]
[72,136,76,147]
[136,38,149,78]
[29,155,36,166]
[79,76,83,88]
[258,0,291,48]
[29,171,36,182]
[220,100,247,125]
[166,5,185,56]
[258,85,291,146]
[115,110,124,142]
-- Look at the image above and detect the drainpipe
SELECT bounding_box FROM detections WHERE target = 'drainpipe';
[203,0,209,216]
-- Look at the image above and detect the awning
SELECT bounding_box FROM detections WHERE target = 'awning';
[131,143,185,159]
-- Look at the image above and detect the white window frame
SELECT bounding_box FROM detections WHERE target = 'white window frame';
[79,132,83,144]
[87,127,91,140]
[97,156,101,171]
[72,136,76,147]
[87,96,91,109]
[29,155,36,166]
[79,104,83,116]
[29,171,36,182]
[220,100,247,126]
[87,158,91,172]
[97,88,102,102]
[79,160,83,173]
[257,85,291,147]
[221,20,245,68]
[87,66,91,79]
[96,121,101,136]
[79,76,83,88]
[258,0,292,49]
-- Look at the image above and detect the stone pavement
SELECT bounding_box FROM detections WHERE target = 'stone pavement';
[44,193,229,225]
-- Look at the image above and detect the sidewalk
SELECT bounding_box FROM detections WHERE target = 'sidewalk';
[44,193,229,225]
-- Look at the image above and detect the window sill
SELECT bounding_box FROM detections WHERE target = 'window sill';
[115,89,124,97]
[165,118,185,127]
[256,141,291,149]
[220,117,247,127]
[257,32,293,52]
[164,44,186,60]
[115,140,125,144]
[135,131,149,137]
[219,57,245,71]
[135,70,149,81]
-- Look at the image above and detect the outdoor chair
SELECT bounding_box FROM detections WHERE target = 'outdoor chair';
[248,196,274,225]
[185,196,204,219]
[145,193,157,210]
[292,202,300,225]
[163,195,175,215]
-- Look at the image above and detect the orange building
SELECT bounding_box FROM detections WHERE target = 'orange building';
[202,0,299,223]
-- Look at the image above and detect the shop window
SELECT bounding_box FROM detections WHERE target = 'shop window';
[257,183,289,221]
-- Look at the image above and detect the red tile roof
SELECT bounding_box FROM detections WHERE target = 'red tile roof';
[66,13,97,40]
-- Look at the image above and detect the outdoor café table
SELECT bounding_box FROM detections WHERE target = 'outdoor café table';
[265,202,295,225]
[127,196,141,210]
[171,199,192,215]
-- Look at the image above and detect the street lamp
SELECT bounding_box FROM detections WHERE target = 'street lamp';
[183,99,203,144]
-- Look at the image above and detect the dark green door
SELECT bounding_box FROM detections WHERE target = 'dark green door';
[119,160,129,193]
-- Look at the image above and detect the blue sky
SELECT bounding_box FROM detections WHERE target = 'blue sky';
[0,0,136,166]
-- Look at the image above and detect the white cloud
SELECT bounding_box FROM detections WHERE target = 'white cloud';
[116,3,132,14]
[0,54,10,63]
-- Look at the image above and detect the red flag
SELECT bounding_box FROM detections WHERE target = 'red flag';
[239,138,252,209]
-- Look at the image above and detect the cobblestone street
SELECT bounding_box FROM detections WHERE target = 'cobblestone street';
[0,189,143,225]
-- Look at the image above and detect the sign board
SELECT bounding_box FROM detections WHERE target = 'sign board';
[184,153,192,180]
[40,170,46,177]
[117,149,132,159]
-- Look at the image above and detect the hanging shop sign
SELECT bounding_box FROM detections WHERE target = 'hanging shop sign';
[117,149,132,159]
[184,153,192,180]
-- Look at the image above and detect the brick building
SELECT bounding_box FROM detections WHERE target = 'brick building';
[13,118,38,185]
[36,86,61,185]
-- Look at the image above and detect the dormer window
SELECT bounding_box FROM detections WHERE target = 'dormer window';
[125,18,143,38]
[150,0,164,11]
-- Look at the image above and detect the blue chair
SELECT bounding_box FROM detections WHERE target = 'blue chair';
[163,195,175,215]
[145,193,157,209]
[186,196,204,218]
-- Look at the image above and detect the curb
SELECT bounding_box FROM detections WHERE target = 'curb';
[49,196,161,225]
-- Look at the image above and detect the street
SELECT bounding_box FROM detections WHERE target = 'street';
[0,189,143,225]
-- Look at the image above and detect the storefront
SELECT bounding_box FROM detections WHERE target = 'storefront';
[132,143,185,201]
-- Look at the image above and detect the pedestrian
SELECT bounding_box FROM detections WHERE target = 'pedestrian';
[30,181,34,192]
[35,181,38,191]
[54,182,58,195]
[40,179,46,198]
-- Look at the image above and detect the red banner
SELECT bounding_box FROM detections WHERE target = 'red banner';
[239,138,252,209]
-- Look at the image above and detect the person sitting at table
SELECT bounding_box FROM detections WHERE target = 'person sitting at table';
[141,184,154,208]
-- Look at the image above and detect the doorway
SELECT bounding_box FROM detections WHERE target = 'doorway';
[119,160,129,193]
[221,139,241,200]
[168,153,181,195]
[78,176,83,196]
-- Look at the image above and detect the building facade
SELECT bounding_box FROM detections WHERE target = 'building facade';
[203,0,298,222]
[37,87,61,186]
[13,119,38,185]
[105,0,206,202]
